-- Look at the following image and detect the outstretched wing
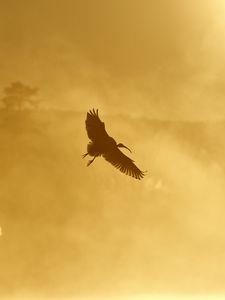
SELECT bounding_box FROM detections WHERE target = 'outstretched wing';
[85,109,109,142]
[103,148,145,180]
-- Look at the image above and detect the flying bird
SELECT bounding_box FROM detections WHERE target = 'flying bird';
[83,109,146,179]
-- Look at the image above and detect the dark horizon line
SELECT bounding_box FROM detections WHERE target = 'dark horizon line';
[0,107,224,123]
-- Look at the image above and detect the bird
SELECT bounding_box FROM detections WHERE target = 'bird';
[83,109,146,180]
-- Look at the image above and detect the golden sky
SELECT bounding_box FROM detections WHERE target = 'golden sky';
[1,1,225,300]
[1,0,225,119]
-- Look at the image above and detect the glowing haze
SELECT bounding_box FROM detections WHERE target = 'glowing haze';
[1,0,225,119]
[1,1,225,300]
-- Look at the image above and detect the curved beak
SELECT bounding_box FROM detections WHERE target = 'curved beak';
[117,143,132,153]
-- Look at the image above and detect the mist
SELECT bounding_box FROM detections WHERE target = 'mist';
[1,1,225,118]
[1,110,225,299]
[1,0,225,299]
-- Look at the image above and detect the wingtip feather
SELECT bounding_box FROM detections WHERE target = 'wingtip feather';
[87,108,99,117]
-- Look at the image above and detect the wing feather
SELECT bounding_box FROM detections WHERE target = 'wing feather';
[103,148,145,180]
[85,108,109,142]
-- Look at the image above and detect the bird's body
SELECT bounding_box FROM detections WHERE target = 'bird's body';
[87,136,116,156]
[83,109,146,179]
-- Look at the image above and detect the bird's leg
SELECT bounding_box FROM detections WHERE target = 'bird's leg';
[87,156,96,166]
[82,153,88,159]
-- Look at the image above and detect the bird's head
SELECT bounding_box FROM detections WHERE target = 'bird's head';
[117,143,132,153]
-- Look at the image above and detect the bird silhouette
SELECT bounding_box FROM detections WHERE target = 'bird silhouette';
[83,109,146,179]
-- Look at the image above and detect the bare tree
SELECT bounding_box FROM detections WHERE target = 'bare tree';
[1,81,39,111]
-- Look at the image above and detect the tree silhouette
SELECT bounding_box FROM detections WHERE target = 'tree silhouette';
[1,81,39,111]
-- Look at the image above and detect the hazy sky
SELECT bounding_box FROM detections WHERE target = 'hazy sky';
[2,2,225,298]
[1,0,225,119]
